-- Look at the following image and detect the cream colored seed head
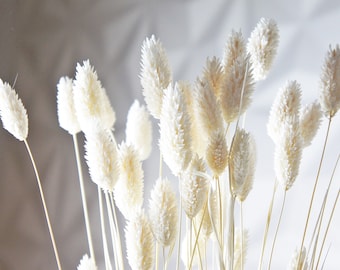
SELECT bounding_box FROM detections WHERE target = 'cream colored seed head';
[140,35,172,119]
[0,79,28,141]
[125,210,154,270]
[205,128,228,177]
[77,254,97,270]
[148,177,178,247]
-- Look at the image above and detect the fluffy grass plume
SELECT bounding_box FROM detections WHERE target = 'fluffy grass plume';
[194,78,224,139]
[0,79,28,141]
[73,60,116,133]
[287,247,308,270]
[84,126,119,192]
[114,142,144,220]
[125,210,155,270]
[221,30,255,123]
[159,82,192,176]
[299,101,322,147]
[148,177,178,247]
[247,18,279,81]
[267,80,302,144]
[319,45,340,118]
[140,35,172,119]
[206,129,228,177]
[181,154,208,219]
[201,56,224,97]
[229,128,256,202]
[56,76,81,135]
[125,99,152,160]
[77,254,97,270]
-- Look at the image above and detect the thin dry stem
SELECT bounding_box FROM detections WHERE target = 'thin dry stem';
[298,117,332,265]
[268,189,287,269]
[72,134,95,263]
[258,180,278,270]
[24,139,62,270]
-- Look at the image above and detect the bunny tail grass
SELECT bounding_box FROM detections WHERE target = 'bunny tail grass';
[73,134,95,263]
[23,139,62,270]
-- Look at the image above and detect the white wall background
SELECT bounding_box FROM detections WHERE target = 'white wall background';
[0,0,339,269]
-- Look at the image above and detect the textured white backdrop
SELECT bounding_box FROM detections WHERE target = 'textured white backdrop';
[0,0,339,269]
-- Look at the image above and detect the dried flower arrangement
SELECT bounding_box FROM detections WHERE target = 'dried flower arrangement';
[0,17,339,270]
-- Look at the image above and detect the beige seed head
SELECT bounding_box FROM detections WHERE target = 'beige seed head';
[125,99,152,160]
[274,124,302,190]
[181,154,208,219]
[84,125,119,192]
[125,210,155,270]
[114,142,144,220]
[148,177,178,247]
[140,35,172,119]
[206,129,228,177]
[299,101,322,147]
[221,30,255,123]
[319,44,340,118]
[159,82,192,176]
[73,60,116,133]
[56,76,81,135]
[194,78,224,139]
[0,79,28,141]
[267,80,302,144]
[230,128,256,201]
[202,56,224,97]
[247,18,279,81]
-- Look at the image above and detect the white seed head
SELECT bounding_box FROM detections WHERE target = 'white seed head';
[125,210,154,270]
[159,82,192,176]
[299,101,322,147]
[181,154,209,219]
[114,142,144,220]
[274,124,302,190]
[148,177,178,247]
[202,56,224,97]
[56,76,81,135]
[206,129,228,177]
[221,30,255,123]
[247,18,279,81]
[267,80,302,144]
[230,128,256,201]
[0,79,28,141]
[77,254,97,270]
[319,44,340,118]
[84,126,119,192]
[287,246,308,270]
[194,78,224,139]
[140,35,172,119]
[126,100,153,160]
[73,60,116,133]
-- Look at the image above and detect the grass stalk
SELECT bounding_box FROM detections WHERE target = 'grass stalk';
[72,134,95,262]
[268,189,287,269]
[24,139,62,270]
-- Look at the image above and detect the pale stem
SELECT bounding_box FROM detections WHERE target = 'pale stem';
[240,202,244,270]
[298,117,332,265]
[227,195,235,270]
[98,187,112,270]
[109,193,124,270]
[104,191,119,270]
[23,139,62,270]
[257,180,278,270]
[267,189,287,269]
[155,242,159,270]
[315,189,339,269]
[176,190,183,270]
[72,134,95,263]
